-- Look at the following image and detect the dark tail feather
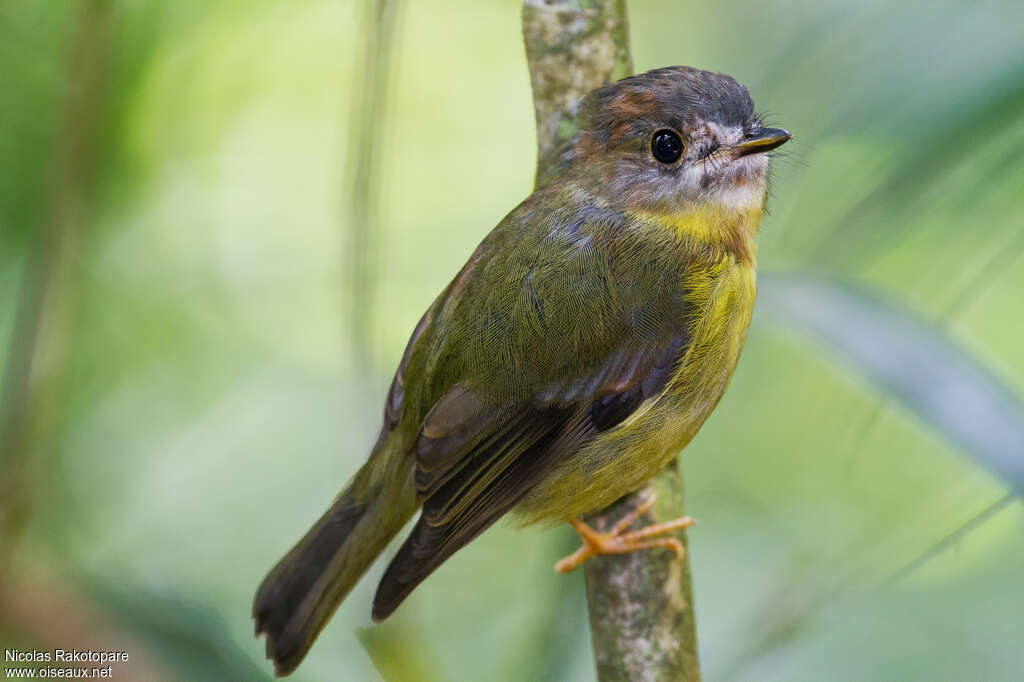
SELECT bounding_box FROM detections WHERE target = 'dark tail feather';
[373,406,573,622]
[253,455,416,676]
[371,515,490,623]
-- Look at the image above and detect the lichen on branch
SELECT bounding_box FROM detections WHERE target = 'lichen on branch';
[522,0,632,186]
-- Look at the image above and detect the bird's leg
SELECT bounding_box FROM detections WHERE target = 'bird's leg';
[554,492,694,574]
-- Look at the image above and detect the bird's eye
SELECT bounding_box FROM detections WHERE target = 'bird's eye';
[651,129,684,164]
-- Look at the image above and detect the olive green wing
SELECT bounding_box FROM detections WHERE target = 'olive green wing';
[372,334,688,620]
[371,198,694,620]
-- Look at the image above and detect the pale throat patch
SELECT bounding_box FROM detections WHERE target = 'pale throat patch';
[701,121,770,212]
[667,121,770,213]
[710,173,767,211]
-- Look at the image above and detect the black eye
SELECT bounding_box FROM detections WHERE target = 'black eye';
[651,129,684,164]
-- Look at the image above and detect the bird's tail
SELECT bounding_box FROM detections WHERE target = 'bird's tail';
[253,437,417,676]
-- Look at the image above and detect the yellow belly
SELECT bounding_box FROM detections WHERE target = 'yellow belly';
[515,256,757,524]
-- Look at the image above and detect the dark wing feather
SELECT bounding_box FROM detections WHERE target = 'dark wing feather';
[371,331,689,621]
[373,404,579,621]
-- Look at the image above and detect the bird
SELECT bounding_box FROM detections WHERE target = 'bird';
[253,65,790,676]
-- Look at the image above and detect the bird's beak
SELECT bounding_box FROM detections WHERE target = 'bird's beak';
[733,127,792,157]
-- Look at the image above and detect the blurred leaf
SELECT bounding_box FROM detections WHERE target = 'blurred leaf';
[356,623,438,682]
[758,271,1024,491]
[89,580,273,682]
[807,72,1024,270]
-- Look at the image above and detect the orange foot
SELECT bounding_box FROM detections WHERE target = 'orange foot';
[555,493,694,574]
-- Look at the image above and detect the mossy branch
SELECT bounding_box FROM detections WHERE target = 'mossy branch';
[521,1,701,679]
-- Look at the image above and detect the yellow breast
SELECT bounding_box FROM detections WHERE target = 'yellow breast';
[517,248,758,524]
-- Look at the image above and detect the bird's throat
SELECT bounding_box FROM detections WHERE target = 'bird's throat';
[628,203,762,264]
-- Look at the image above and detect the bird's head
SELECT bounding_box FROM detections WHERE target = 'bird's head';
[564,66,790,216]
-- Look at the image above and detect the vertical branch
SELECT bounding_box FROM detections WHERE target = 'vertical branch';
[521,1,701,680]
[522,0,631,187]
[0,0,112,549]
[344,0,402,361]
[582,463,700,681]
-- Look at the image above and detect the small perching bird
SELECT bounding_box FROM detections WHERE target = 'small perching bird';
[254,66,790,676]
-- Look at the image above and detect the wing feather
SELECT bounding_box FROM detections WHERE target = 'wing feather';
[372,330,689,620]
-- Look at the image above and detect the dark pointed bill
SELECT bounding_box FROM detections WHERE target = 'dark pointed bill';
[734,127,792,156]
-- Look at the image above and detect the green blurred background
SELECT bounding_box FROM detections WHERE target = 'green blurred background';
[2,0,1023,680]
